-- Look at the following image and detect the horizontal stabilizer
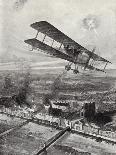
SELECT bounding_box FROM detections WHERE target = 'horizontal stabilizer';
[87,65,106,73]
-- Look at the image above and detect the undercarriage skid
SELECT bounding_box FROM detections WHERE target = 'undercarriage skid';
[65,63,79,74]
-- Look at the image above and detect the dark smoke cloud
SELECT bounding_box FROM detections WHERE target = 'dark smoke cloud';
[13,0,28,11]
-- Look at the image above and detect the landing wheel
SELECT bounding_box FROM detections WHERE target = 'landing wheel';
[73,64,79,74]
[65,65,71,71]
[73,69,79,74]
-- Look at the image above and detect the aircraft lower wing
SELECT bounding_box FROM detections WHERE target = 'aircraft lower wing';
[24,38,76,63]
[31,21,111,63]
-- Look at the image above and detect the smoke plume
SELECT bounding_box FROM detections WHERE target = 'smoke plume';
[13,0,28,11]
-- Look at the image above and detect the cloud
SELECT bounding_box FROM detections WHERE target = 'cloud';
[13,0,29,11]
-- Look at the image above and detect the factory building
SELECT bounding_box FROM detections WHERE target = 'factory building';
[44,99,96,120]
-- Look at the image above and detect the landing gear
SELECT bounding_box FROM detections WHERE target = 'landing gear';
[65,63,79,74]
[73,64,79,74]
[73,69,79,74]
[65,65,71,71]
[65,62,72,71]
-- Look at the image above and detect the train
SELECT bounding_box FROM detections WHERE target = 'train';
[64,119,116,140]
[1,107,116,141]
[34,113,116,140]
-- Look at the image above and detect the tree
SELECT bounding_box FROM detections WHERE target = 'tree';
[4,74,12,89]
[13,71,31,107]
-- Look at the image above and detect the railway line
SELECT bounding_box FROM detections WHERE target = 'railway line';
[35,126,70,155]
[0,111,116,146]
[0,120,30,137]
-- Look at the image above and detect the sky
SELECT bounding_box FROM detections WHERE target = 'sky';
[0,0,116,69]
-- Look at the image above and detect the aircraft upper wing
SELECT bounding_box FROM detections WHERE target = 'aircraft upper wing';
[24,38,77,63]
[31,21,111,63]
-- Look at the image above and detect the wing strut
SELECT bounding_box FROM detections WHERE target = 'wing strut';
[35,31,39,38]
[59,43,63,50]
[51,39,54,47]
[103,62,108,71]
[42,34,47,42]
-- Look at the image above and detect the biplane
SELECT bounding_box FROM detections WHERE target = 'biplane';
[24,21,111,74]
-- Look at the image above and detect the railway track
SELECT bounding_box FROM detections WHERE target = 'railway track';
[0,111,116,145]
[0,120,30,137]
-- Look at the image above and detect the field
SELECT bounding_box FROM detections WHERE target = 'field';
[0,69,116,113]
[0,114,116,155]
[0,69,116,154]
